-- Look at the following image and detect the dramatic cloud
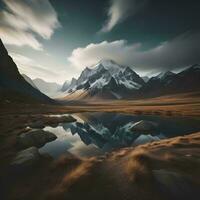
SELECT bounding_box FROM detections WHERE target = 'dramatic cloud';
[100,0,147,33]
[0,0,60,50]
[68,31,200,74]
[0,26,43,50]
[10,52,59,81]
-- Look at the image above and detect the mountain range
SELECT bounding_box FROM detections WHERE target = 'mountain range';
[61,60,200,100]
[32,78,61,98]
[1,37,199,103]
[21,75,63,98]
[140,65,200,98]
[61,60,146,100]
[0,39,53,104]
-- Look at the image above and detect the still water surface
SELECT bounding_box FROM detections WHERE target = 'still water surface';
[39,112,200,158]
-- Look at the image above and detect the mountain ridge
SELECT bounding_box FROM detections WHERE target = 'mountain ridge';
[0,39,54,104]
[61,59,145,100]
[33,78,62,98]
[61,60,200,101]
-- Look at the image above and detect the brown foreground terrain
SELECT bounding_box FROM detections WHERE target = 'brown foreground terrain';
[1,132,200,200]
[0,92,200,200]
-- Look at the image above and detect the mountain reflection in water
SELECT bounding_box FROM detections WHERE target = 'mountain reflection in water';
[39,112,200,158]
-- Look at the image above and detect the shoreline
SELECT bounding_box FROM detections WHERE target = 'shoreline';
[2,130,200,200]
[1,92,200,199]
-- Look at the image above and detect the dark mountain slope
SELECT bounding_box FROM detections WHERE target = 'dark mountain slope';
[139,66,200,98]
[0,39,54,104]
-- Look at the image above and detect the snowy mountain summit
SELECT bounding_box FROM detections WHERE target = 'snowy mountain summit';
[62,59,145,99]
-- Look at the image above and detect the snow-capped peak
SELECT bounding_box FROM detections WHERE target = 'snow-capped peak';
[95,59,117,67]
[157,71,174,79]
[92,59,125,75]
[190,64,200,70]
[62,59,145,98]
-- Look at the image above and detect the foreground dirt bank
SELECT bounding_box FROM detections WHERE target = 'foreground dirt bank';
[1,132,200,200]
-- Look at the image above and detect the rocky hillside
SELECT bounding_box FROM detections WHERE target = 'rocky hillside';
[62,60,200,101]
[0,39,54,104]
[62,59,145,100]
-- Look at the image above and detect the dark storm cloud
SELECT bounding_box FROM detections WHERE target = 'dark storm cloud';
[132,31,200,71]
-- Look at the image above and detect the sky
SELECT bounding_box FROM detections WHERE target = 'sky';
[0,0,200,84]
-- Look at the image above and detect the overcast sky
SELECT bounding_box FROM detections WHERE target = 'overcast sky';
[0,0,200,84]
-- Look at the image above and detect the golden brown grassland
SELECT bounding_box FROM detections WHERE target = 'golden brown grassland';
[0,92,200,200]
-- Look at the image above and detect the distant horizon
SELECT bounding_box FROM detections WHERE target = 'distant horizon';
[19,58,192,85]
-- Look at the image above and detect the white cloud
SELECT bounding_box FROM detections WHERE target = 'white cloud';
[68,31,200,73]
[9,51,73,84]
[10,52,59,81]
[9,52,33,66]
[68,40,138,69]
[0,26,43,50]
[0,0,60,49]
[100,0,147,33]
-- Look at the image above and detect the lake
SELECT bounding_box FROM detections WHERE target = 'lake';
[39,112,200,158]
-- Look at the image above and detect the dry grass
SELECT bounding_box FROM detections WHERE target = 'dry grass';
[1,92,200,200]
[1,92,200,117]
[3,132,200,200]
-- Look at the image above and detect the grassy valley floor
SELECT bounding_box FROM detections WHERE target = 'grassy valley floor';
[0,92,200,200]
[1,92,200,117]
